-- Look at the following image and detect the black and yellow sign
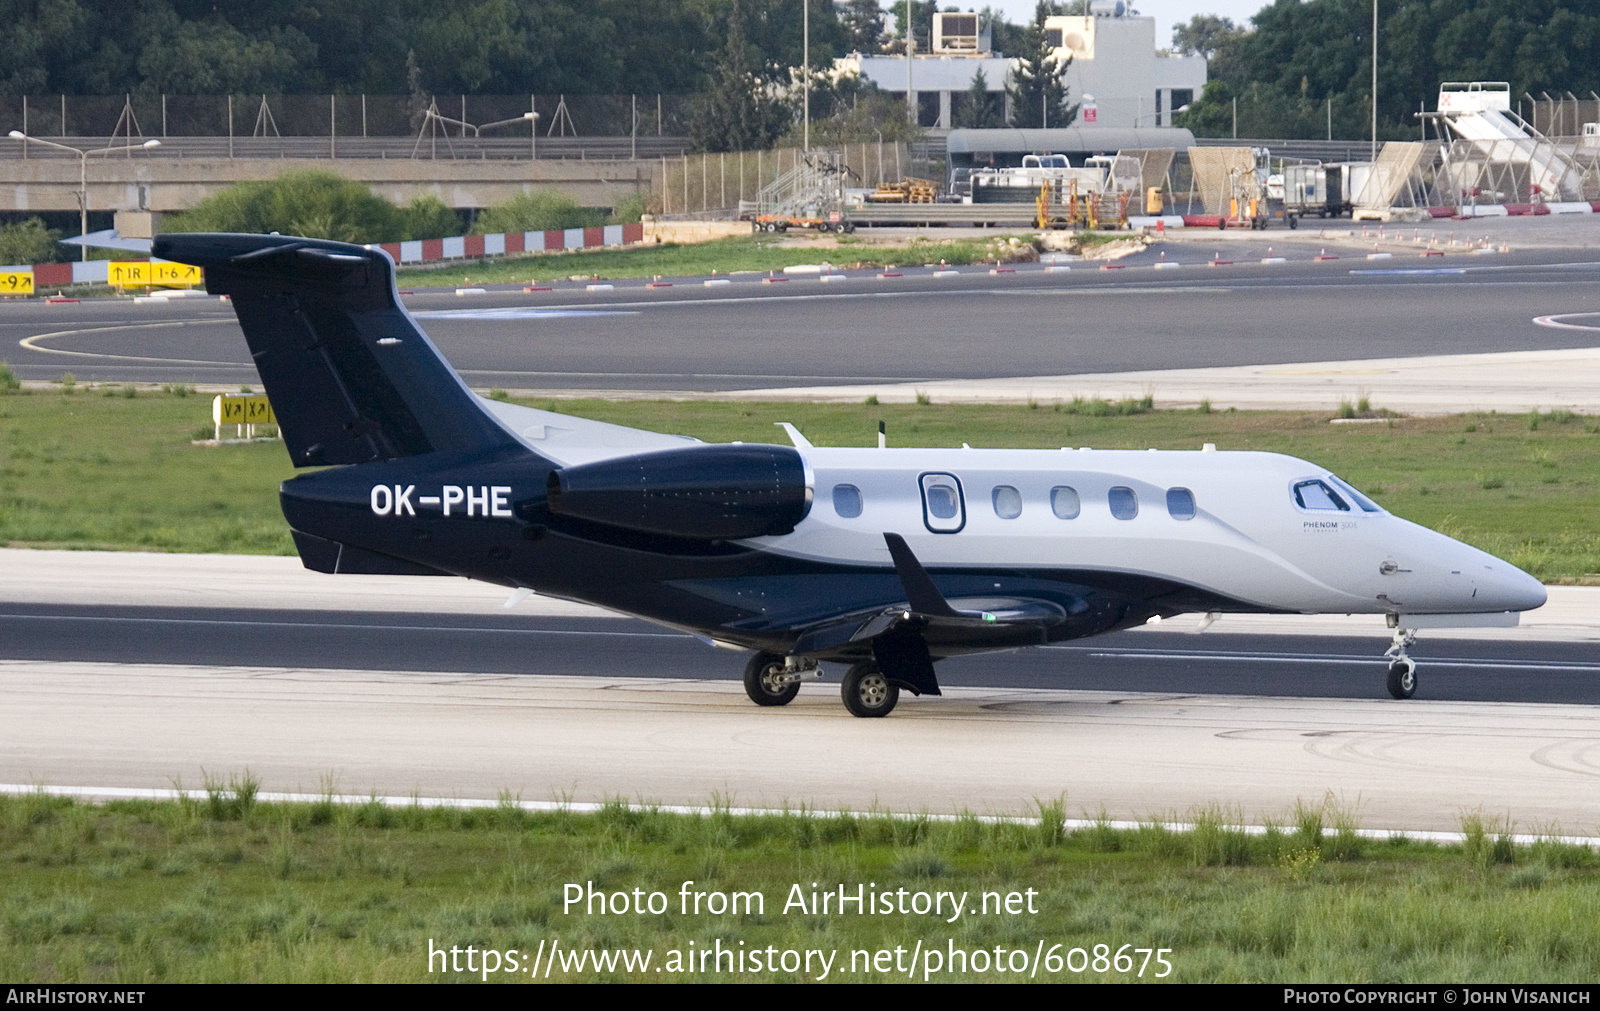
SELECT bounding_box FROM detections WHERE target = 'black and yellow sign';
[0,271,34,296]
[110,260,202,289]
[212,394,276,427]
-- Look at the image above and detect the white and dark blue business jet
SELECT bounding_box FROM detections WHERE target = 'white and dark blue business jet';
[155,233,1547,717]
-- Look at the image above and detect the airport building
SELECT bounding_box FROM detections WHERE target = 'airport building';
[835,5,1207,130]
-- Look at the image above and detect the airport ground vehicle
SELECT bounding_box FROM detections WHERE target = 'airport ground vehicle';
[152,232,1547,717]
[752,212,855,234]
[1282,163,1372,227]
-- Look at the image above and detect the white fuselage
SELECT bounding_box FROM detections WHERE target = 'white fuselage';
[756,446,1546,619]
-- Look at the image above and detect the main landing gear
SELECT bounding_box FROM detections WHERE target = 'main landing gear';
[841,662,899,718]
[742,651,818,707]
[1384,626,1418,699]
[741,653,901,717]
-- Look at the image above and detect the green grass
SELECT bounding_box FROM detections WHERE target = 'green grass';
[394,234,1030,287]
[2,387,1597,580]
[4,791,1600,983]
[0,386,297,554]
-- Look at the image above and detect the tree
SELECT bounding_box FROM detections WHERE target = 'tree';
[688,1,794,153]
[1006,2,1076,129]
[1171,14,1243,59]
[955,67,1002,128]
[780,75,923,146]
[0,218,65,266]
[473,190,602,234]
[889,0,937,53]
[163,170,406,244]
[840,0,887,54]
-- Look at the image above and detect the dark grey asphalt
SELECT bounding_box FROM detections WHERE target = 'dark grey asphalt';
[4,604,1597,705]
[6,248,1600,390]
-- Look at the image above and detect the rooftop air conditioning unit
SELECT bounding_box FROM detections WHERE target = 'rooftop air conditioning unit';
[932,12,984,53]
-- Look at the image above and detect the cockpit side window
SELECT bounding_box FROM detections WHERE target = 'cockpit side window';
[1292,479,1349,511]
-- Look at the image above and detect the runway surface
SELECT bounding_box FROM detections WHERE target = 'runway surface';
[7,249,1600,391]
[3,552,1596,831]
[1,603,1598,703]
[7,658,1600,833]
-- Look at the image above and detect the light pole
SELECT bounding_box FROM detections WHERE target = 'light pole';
[479,111,539,134]
[1371,0,1378,164]
[9,132,160,260]
[803,0,810,153]
[906,0,915,126]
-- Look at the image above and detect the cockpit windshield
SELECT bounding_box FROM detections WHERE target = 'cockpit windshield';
[1326,474,1385,513]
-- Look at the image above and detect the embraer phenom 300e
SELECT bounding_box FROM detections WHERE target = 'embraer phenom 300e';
[155,234,1546,717]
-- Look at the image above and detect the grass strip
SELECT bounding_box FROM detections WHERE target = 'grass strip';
[1,386,1596,581]
[2,790,1597,983]
[393,234,1038,287]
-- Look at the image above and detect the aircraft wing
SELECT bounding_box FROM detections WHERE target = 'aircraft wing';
[788,533,1068,695]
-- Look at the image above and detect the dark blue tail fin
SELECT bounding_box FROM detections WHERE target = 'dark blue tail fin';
[153,232,522,467]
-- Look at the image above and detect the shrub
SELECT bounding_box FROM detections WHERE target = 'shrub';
[473,190,603,235]
[400,193,464,241]
[606,190,651,225]
[164,170,405,243]
[0,217,65,264]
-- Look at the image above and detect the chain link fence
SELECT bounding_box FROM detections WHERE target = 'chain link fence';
[658,142,911,216]
[0,94,698,141]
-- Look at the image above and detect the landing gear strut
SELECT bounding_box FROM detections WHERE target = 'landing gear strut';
[742,652,818,707]
[1384,627,1418,699]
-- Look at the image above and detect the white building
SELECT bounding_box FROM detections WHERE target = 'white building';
[835,6,1206,131]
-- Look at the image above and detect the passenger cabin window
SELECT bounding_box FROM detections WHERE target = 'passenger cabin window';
[1293,479,1348,512]
[920,473,966,533]
[832,484,863,518]
[1108,486,1138,520]
[1166,487,1196,520]
[992,485,1022,519]
[1050,486,1080,519]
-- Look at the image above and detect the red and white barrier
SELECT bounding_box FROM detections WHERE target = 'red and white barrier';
[3,222,648,294]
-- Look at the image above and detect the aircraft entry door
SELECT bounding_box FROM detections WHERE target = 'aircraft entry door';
[919,473,966,533]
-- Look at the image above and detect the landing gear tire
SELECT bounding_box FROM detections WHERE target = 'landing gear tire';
[1386,658,1417,700]
[841,662,899,718]
[743,651,799,707]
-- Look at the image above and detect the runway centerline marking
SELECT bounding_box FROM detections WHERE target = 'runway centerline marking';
[17,322,247,366]
[413,308,638,320]
[1077,649,1600,673]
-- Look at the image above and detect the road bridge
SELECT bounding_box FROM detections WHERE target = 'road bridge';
[0,136,663,216]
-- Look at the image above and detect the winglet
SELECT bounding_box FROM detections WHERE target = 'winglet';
[883,533,960,618]
[775,422,812,449]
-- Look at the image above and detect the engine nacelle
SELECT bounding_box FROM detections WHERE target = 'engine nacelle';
[546,443,812,540]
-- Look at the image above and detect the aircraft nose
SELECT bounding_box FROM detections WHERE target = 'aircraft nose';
[1481,564,1547,613]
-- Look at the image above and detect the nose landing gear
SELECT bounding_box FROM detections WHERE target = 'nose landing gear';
[1384,627,1418,699]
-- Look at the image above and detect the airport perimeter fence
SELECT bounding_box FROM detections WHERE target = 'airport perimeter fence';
[0,94,698,160]
[660,142,913,216]
[1528,96,1600,137]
